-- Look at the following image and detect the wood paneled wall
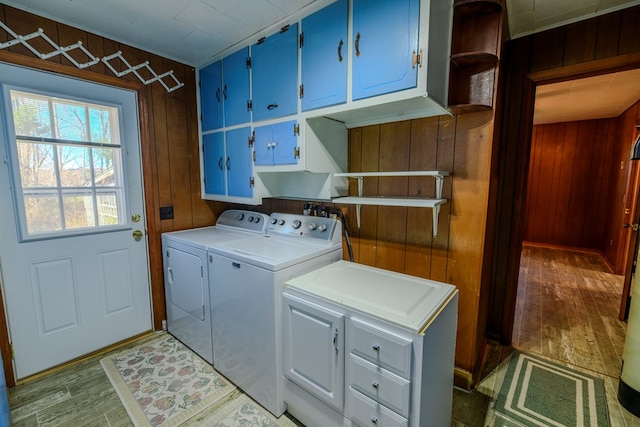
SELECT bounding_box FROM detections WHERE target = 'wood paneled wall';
[523,119,618,251]
[490,5,640,342]
[343,112,495,385]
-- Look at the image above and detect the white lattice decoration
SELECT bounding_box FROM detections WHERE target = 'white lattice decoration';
[0,20,184,93]
[102,51,184,93]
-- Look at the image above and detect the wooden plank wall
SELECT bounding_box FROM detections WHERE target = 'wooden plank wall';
[523,119,618,251]
[489,4,640,342]
[344,112,495,384]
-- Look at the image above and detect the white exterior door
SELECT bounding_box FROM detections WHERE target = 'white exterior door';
[0,63,152,380]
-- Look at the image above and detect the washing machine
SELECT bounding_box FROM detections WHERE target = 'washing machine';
[207,213,343,416]
[161,209,268,364]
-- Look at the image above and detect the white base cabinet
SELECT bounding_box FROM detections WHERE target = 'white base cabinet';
[282,280,458,427]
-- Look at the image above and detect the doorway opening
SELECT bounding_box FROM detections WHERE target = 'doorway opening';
[512,69,640,375]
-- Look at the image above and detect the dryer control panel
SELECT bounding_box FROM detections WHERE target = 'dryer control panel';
[267,213,341,243]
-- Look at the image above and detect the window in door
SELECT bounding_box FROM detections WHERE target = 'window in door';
[6,89,126,240]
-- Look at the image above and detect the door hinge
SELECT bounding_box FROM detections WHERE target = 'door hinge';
[293,123,300,136]
[299,32,304,48]
[250,176,255,187]
[280,24,290,33]
[412,48,423,69]
[10,342,14,359]
[257,36,266,45]
[252,151,256,162]
[294,147,301,159]
[246,56,251,69]
[248,131,255,147]
[299,84,304,99]
[201,265,203,278]
[202,306,205,319]
[247,100,253,111]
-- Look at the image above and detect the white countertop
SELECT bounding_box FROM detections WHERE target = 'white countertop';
[285,260,457,332]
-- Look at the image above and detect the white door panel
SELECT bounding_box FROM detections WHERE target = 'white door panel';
[0,62,152,379]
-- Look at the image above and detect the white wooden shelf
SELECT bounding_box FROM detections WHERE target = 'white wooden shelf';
[332,171,450,236]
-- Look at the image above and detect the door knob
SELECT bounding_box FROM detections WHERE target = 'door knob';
[132,230,144,240]
[132,213,141,222]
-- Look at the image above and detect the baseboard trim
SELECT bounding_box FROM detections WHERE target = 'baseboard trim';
[454,367,473,390]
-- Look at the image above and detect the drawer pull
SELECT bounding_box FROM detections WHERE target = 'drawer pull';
[372,344,380,351]
[371,416,378,424]
[333,328,339,353]
[372,382,379,389]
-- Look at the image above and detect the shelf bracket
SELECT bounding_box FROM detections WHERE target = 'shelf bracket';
[435,175,444,199]
[355,177,364,228]
[432,204,440,237]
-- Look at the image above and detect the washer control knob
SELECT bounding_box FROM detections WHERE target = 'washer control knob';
[253,216,261,223]
[318,224,327,232]
[247,215,254,222]
[278,219,285,226]
[292,220,302,229]
[270,218,277,224]
[236,213,245,221]
[309,223,317,231]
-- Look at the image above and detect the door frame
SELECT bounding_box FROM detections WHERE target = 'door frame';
[498,53,640,343]
[0,50,162,387]
[621,129,640,320]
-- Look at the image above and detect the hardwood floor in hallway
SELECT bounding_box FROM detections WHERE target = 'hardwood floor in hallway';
[512,244,626,378]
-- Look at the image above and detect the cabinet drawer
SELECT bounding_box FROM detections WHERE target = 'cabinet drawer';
[350,388,408,427]
[349,354,410,417]
[348,318,412,378]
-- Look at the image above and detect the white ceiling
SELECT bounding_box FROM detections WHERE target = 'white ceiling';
[2,0,640,124]
[534,69,640,125]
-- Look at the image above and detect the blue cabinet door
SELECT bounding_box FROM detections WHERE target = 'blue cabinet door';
[226,127,253,198]
[251,23,299,122]
[253,124,273,166]
[199,61,223,131]
[352,0,420,100]
[301,0,348,111]
[272,120,298,165]
[254,120,299,166]
[203,132,225,195]
[223,47,251,126]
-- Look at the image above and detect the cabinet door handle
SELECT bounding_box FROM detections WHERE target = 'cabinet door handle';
[371,417,378,424]
[333,328,339,353]
[267,103,279,110]
[372,382,379,389]
[215,87,220,102]
[372,344,380,351]
[223,85,228,99]
[355,32,361,57]
[337,39,343,62]
[226,156,230,170]
[218,157,223,170]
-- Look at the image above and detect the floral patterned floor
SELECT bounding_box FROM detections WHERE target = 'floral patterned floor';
[101,334,236,426]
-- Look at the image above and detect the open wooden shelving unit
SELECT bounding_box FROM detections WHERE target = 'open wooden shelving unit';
[448,0,503,113]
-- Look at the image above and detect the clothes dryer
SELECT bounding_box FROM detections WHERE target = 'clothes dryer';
[161,210,268,364]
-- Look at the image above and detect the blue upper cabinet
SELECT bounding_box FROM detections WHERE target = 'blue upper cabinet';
[254,120,299,166]
[352,0,420,100]
[251,23,299,122]
[199,61,223,131]
[300,0,348,111]
[222,47,251,127]
[203,132,225,195]
[225,127,254,198]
